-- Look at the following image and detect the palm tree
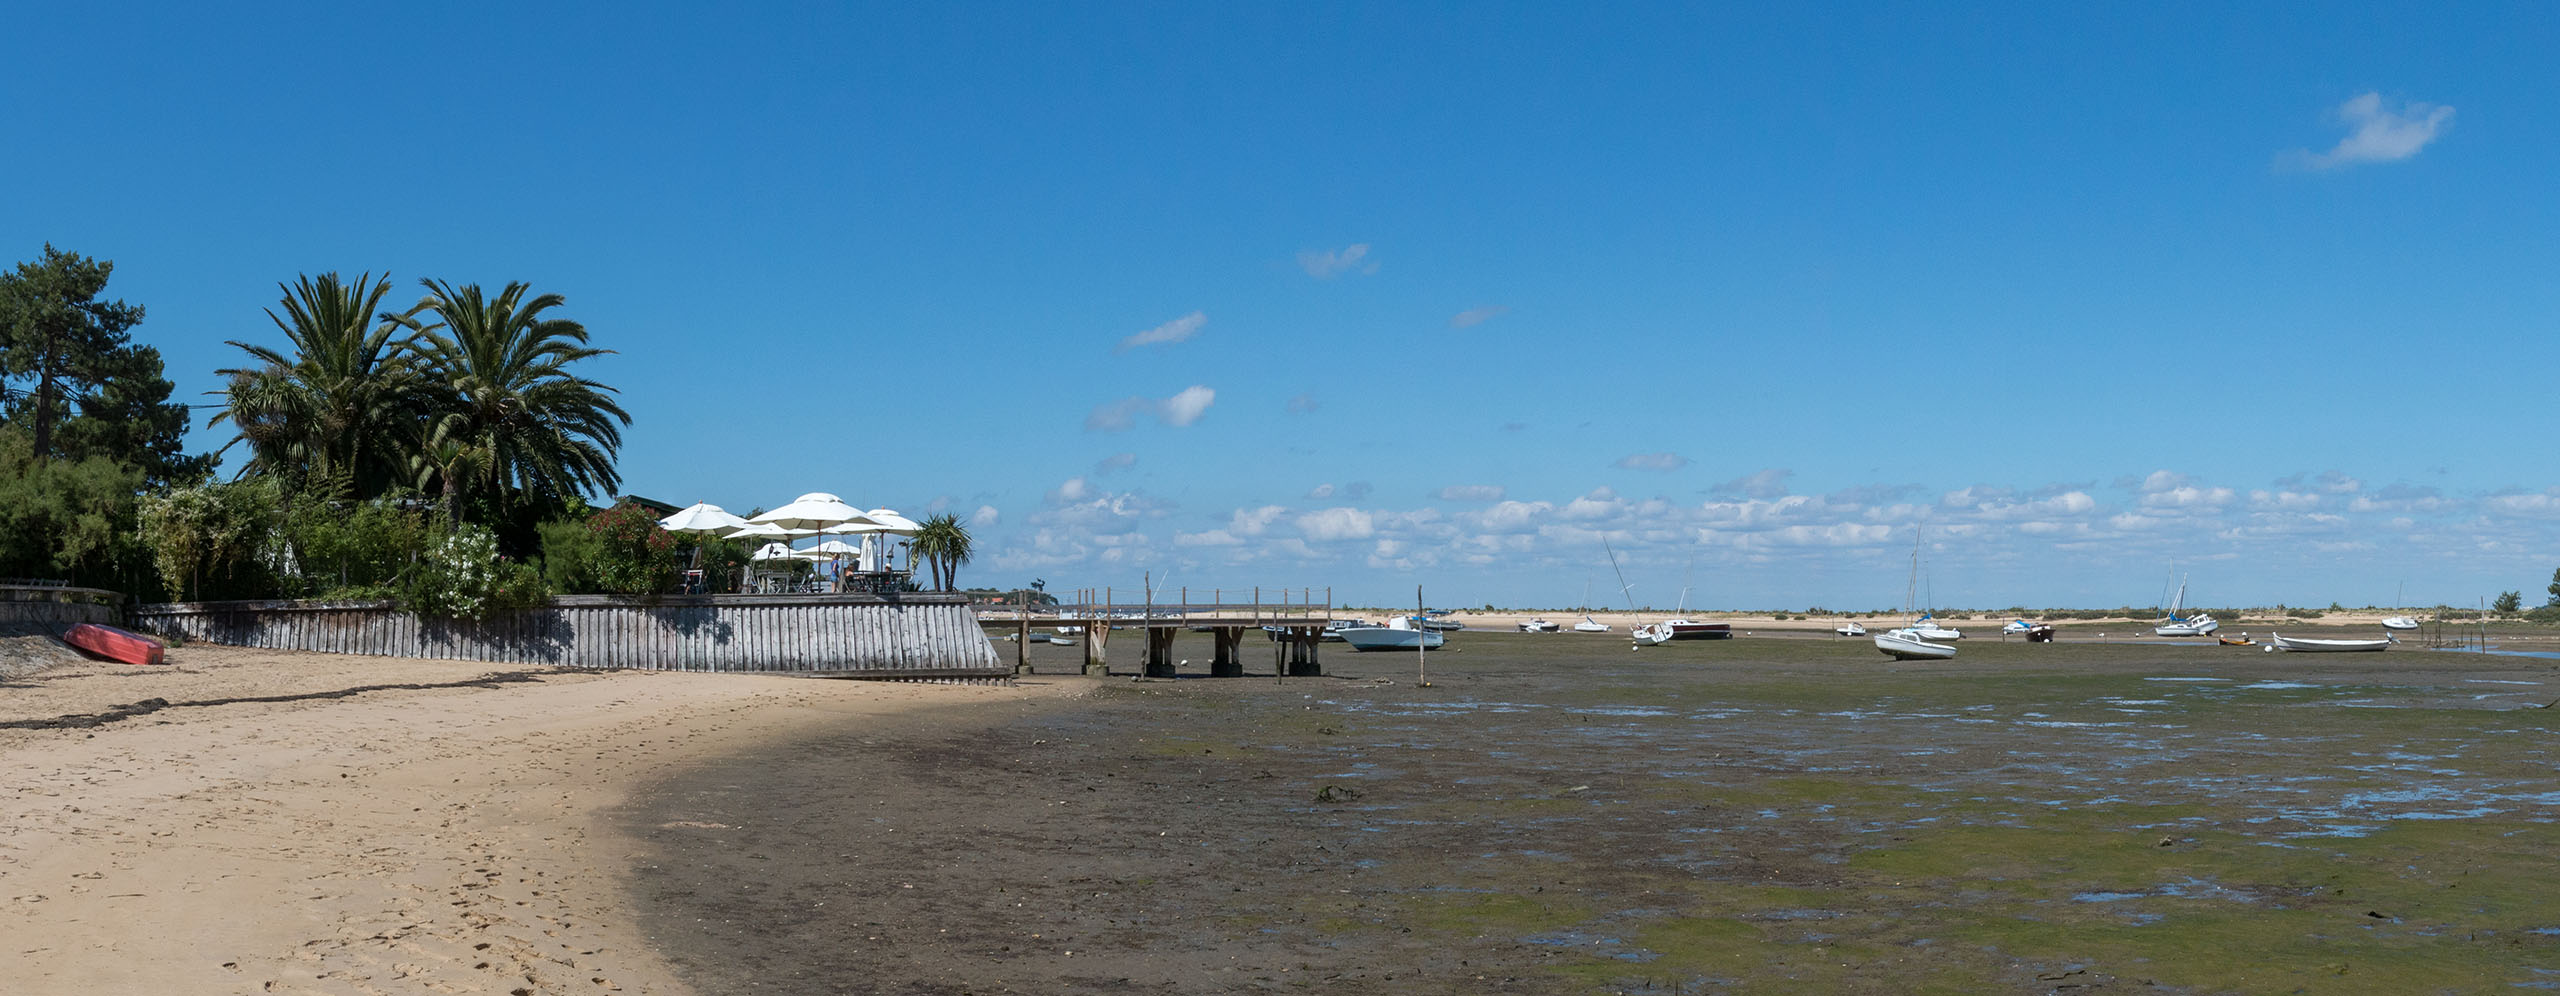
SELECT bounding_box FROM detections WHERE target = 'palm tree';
[410,415,491,527]
[212,272,427,497]
[400,280,630,517]
[910,514,974,591]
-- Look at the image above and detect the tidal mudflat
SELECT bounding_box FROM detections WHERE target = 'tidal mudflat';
[621,631,2560,994]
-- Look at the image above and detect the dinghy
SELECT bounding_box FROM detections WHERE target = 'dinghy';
[1875,627,1957,660]
[64,623,165,666]
[2271,632,2391,653]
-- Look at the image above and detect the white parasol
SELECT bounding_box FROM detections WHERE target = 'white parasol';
[658,501,748,535]
[747,492,878,533]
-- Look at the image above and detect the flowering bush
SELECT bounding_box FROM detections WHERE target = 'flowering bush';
[586,503,678,595]
[405,525,502,620]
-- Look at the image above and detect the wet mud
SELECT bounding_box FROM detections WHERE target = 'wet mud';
[619,631,2560,994]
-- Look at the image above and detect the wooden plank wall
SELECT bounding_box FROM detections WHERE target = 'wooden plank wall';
[0,585,120,629]
[124,594,1007,678]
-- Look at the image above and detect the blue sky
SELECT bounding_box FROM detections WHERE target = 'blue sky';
[7,3,2557,610]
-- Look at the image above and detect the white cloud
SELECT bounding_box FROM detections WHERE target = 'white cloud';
[1616,452,1688,472]
[1114,311,1206,353]
[1160,385,1215,427]
[1230,505,1290,536]
[2139,486,2237,510]
[1713,468,1793,499]
[1306,481,1372,501]
[2292,92,2454,170]
[2138,470,2193,493]
[1093,452,1136,475]
[1436,484,1507,502]
[968,504,1000,527]
[1449,305,1510,329]
[1085,385,1217,432]
[1297,507,1375,542]
[1284,393,1320,414]
[1175,529,1243,547]
[1297,244,1377,279]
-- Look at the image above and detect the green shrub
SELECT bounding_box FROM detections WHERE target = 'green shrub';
[405,525,504,620]
[280,491,434,598]
[537,517,606,594]
[588,504,678,595]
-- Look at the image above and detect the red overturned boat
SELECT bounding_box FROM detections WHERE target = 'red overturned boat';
[63,623,165,666]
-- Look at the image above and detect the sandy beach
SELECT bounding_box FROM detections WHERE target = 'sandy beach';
[0,639,1061,996]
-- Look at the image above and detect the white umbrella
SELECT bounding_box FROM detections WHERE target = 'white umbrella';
[724,522,794,542]
[801,539,860,556]
[748,492,877,533]
[750,541,798,561]
[859,508,924,536]
[659,501,747,535]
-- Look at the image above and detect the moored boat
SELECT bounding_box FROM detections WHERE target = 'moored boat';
[1908,613,1964,641]
[1517,618,1561,633]
[1834,621,1867,637]
[2271,632,2391,653]
[1341,616,1446,652]
[2025,624,2056,642]
[1661,619,1733,640]
[2153,574,2220,636]
[1875,627,1957,660]
[2380,615,2420,631]
[1572,615,1610,633]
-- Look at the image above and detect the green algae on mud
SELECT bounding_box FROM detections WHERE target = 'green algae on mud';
[623,629,2560,995]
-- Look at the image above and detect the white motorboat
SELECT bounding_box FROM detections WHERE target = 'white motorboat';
[1875,627,1957,660]
[1341,615,1445,652]
[2153,574,2220,636]
[2271,632,2392,653]
[2000,619,2032,636]
[2381,615,2420,631]
[1630,622,1673,646]
[1517,618,1561,633]
[1572,615,1610,633]
[1834,621,1867,637]
[1909,613,1964,640]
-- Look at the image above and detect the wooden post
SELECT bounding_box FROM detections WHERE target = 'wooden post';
[1015,591,1030,674]
[1211,626,1243,677]
[1083,621,1108,675]
[1144,625,1176,678]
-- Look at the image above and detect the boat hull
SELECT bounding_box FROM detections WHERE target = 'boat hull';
[2025,625,2056,642]
[1662,620,1733,640]
[1875,629,1957,660]
[2271,633,2389,653]
[1340,628,1444,652]
[63,623,165,666]
[2380,616,2420,631]
[1834,623,1867,637]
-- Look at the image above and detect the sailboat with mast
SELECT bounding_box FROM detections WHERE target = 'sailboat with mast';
[1572,578,1610,632]
[1876,525,1958,660]
[1607,540,1672,647]
[2153,573,2220,637]
[2381,583,2420,631]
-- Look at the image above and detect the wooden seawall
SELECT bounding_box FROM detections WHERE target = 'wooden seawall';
[128,593,1007,680]
[0,584,122,630]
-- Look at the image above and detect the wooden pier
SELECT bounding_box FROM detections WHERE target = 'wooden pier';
[977,586,1333,678]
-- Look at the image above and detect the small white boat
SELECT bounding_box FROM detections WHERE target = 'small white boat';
[1630,622,1673,647]
[2000,619,2031,636]
[1834,621,1867,637]
[1517,618,1560,633]
[1909,614,1964,641]
[2153,575,2220,636]
[1572,615,1610,633]
[1875,627,1957,660]
[1341,616,1445,652]
[2380,615,2420,631]
[2271,632,2392,653]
